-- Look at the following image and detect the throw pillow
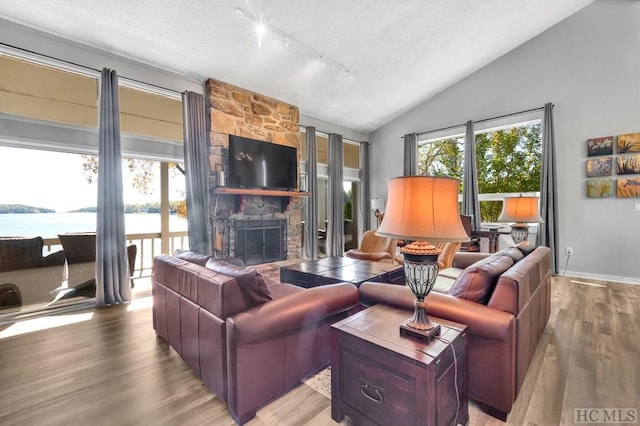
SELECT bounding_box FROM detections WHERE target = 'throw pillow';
[205,259,272,307]
[174,249,211,266]
[515,241,535,257]
[449,254,514,304]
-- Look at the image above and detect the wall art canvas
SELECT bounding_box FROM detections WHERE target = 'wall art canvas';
[616,178,640,198]
[586,178,614,198]
[617,132,640,153]
[586,157,612,177]
[616,155,640,175]
[587,136,613,156]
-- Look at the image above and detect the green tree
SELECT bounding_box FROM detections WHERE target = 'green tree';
[81,155,187,217]
[418,138,464,194]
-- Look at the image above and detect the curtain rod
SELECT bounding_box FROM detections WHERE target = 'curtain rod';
[408,104,551,139]
[1,42,185,96]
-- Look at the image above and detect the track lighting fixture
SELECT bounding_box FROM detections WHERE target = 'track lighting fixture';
[235,7,356,79]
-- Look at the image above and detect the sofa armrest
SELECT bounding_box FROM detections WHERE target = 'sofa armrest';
[359,282,515,342]
[451,252,491,269]
[228,282,359,345]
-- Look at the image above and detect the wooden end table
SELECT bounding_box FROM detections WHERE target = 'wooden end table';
[331,304,468,426]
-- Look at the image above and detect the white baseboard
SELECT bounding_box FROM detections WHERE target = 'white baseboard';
[560,270,640,286]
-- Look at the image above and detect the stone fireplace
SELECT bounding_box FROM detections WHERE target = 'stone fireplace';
[206,79,303,264]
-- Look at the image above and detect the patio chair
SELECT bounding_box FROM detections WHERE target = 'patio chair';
[0,236,66,309]
[52,233,137,302]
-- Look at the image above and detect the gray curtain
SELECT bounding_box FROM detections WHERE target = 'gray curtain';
[327,133,344,256]
[359,141,371,233]
[303,127,318,260]
[95,68,131,306]
[462,120,481,231]
[403,133,418,175]
[536,103,558,273]
[182,91,210,255]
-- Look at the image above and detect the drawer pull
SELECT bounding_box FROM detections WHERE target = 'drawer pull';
[360,379,385,405]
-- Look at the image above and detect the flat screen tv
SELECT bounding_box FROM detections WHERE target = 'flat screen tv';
[228,135,298,190]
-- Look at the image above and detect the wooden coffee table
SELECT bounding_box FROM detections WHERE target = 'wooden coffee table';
[331,304,468,426]
[279,256,404,288]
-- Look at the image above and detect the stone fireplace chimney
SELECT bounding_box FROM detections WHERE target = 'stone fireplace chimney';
[206,79,303,263]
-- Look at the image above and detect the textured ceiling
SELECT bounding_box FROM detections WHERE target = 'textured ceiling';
[0,0,595,133]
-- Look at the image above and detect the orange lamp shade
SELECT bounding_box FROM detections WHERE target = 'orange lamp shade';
[498,195,543,224]
[376,176,469,243]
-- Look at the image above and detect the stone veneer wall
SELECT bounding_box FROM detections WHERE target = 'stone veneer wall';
[206,78,303,261]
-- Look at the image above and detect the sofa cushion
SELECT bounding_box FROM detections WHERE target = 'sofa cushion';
[449,254,514,304]
[432,275,457,294]
[501,247,525,263]
[438,267,464,280]
[205,259,272,307]
[174,249,211,266]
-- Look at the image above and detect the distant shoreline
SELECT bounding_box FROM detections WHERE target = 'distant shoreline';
[0,203,177,214]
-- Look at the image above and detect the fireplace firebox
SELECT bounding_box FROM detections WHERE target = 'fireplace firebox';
[233,219,287,266]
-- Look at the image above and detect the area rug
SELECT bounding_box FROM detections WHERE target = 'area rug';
[303,366,331,399]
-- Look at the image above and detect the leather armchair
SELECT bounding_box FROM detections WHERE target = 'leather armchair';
[345,230,396,263]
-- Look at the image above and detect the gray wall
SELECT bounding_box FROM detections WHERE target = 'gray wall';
[370,0,640,283]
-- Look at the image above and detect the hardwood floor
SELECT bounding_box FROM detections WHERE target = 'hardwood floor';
[0,276,638,425]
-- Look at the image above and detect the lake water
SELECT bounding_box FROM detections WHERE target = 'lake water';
[0,212,188,239]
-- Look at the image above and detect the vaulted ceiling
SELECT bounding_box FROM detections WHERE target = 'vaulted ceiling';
[0,0,596,133]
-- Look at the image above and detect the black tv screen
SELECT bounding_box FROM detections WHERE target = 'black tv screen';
[228,135,298,190]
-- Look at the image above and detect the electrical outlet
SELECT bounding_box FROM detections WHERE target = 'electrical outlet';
[566,247,574,256]
[635,203,640,212]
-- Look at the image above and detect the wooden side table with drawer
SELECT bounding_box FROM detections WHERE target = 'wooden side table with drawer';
[331,304,468,426]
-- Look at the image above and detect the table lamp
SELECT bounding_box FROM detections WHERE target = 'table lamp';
[370,198,384,228]
[376,176,469,341]
[498,195,543,244]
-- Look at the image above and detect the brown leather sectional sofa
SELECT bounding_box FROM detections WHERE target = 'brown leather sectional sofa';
[359,244,552,420]
[153,243,550,423]
[152,253,359,424]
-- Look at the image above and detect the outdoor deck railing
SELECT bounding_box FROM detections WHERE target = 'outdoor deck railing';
[42,231,189,278]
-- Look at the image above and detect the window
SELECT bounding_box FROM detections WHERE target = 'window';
[476,121,542,222]
[299,129,363,256]
[0,50,188,314]
[416,119,542,225]
[418,136,465,194]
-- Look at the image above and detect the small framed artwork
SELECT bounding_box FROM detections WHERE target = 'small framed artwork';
[616,178,640,198]
[617,132,640,153]
[586,157,612,177]
[616,155,640,175]
[586,178,614,198]
[587,136,613,157]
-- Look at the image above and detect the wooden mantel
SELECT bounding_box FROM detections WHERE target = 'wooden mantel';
[213,188,311,197]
